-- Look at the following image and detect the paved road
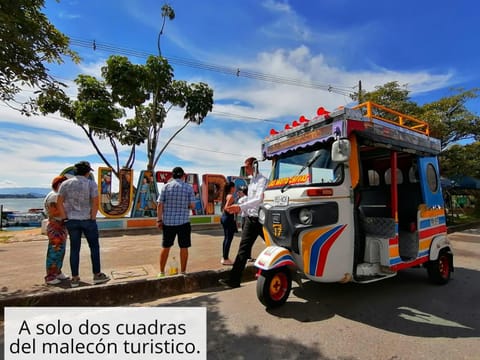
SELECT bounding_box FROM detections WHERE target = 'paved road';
[133,229,480,359]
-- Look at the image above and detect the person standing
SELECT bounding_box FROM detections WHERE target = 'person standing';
[156,166,196,276]
[57,161,110,288]
[43,175,69,285]
[220,157,267,288]
[237,185,255,262]
[220,181,237,265]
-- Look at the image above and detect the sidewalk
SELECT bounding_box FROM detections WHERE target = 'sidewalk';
[0,226,266,312]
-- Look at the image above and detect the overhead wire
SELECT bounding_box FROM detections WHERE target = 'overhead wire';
[3,37,357,160]
[67,37,355,122]
[68,38,356,97]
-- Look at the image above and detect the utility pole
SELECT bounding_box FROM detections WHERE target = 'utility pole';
[358,80,363,104]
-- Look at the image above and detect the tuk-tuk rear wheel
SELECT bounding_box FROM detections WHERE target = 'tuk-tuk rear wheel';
[427,250,451,285]
[256,267,292,308]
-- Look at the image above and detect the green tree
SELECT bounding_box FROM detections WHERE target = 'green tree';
[37,74,139,178]
[419,88,480,149]
[352,81,421,116]
[0,0,79,115]
[102,55,214,171]
[440,143,480,178]
[157,4,175,56]
[37,55,214,176]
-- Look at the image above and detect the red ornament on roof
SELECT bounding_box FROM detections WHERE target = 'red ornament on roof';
[317,107,330,116]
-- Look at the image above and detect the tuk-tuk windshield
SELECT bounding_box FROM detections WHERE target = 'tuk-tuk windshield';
[273,148,342,185]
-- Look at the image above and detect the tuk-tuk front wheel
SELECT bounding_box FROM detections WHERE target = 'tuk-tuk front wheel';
[427,250,452,285]
[256,267,292,308]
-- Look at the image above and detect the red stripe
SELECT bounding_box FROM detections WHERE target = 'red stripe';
[419,225,447,238]
[315,225,346,276]
[391,256,428,271]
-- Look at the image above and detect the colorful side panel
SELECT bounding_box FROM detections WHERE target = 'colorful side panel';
[301,224,347,277]
[389,207,446,270]
[186,173,203,215]
[98,167,133,218]
[201,174,227,215]
[255,246,296,270]
[418,157,444,208]
[131,170,158,218]
[156,170,173,184]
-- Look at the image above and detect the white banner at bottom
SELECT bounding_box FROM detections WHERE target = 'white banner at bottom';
[4,307,206,360]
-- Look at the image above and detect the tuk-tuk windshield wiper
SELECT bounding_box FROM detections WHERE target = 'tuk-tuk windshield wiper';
[281,150,323,193]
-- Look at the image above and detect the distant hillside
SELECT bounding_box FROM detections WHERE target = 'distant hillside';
[0,187,50,198]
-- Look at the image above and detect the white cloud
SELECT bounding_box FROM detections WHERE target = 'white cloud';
[77,60,106,78]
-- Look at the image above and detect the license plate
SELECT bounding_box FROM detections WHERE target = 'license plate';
[274,195,289,206]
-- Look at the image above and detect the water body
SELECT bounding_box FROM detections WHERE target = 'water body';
[0,198,45,231]
[0,198,45,212]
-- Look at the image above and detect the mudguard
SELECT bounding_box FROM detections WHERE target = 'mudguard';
[429,234,453,260]
[254,246,296,271]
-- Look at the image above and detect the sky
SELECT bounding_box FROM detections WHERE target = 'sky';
[1,0,479,189]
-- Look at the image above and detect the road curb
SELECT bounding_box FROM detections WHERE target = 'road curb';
[0,266,257,315]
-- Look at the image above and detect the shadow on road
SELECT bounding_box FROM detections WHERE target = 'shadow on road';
[267,266,479,338]
[114,265,479,358]
[157,293,331,360]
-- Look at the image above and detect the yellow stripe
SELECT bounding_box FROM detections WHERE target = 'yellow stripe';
[419,237,432,251]
[264,229,272,246]
[301,227,334,274]
[419,205,445,217]
[389,246,399,258]
[349,134,360,188]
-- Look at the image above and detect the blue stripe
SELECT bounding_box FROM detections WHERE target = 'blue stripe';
[274,254,294,266]
[418,250,429,258]
[309,225,341,274]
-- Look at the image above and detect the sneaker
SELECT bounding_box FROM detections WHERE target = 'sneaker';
[45,275,61,285]
[157,272,165,278]
[56,273,70,280]
[221,258,233,265]
[247,258,256,263]
[70,277,80,288]
[93,272,110,285]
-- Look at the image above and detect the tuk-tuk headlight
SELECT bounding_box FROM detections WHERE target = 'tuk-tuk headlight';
[258,208,266,224]
[299,208,313,225]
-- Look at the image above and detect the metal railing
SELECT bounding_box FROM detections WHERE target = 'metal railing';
[353,101,429,136]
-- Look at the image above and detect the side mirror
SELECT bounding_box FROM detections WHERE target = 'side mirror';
[331,138,351,162]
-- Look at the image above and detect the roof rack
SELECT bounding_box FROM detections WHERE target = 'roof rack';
[353,101,429,136]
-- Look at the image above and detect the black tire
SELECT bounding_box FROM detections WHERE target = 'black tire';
[427,251,451,285]
[256,267,292,308]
